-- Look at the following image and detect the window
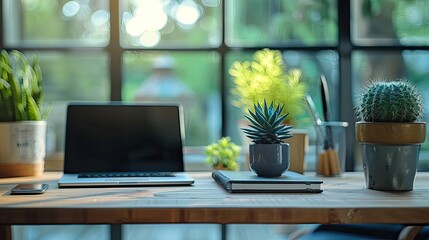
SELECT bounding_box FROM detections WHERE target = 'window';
[351,0,429,170]
[226,0,337,46]
[2,0,429,172]
[119,0,222,48]
[122,51,221,146]
[4,0,110,47]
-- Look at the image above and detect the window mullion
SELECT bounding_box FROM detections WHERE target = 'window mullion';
[0,1,3,49]
[220,0,228,137]
[338,0,354,171]
[109,0,122,101]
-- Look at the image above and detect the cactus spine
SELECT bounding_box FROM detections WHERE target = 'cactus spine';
[357,80,423,122]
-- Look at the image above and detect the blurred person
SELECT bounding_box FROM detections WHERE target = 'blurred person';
[134,54,208,146]
[134,54,194,101]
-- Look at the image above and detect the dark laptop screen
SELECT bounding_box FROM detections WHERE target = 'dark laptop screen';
[64,103,185,173]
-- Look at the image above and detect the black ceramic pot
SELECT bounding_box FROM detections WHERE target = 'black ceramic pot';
[249,143,289,177]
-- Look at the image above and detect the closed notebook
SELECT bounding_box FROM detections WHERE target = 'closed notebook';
[212,170,323,193]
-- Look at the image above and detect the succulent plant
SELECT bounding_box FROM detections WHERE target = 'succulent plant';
[241,101,293,144]
[356,80,423,123]
[205,137,240,171]
[0,49,50,122]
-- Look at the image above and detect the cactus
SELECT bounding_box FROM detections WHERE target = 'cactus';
[241,101,293,144]
[356,80,423,122]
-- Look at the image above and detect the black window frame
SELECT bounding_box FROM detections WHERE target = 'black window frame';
[3,0,429,171]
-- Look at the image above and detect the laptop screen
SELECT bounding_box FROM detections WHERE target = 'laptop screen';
[64,103,185,173]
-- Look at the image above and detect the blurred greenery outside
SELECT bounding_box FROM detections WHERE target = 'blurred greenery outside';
[2,0,429,168]
[122,51,221,146]
[120,0,222,48]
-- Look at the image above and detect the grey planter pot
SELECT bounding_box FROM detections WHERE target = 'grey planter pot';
[362,144,420,191]
[356,122,426,191]
[249,143,289,177]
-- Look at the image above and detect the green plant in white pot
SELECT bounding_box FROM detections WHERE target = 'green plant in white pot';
[242,101,293,177]
[230,48,308,173]
[355,80,426,191]
[0,49,50,177]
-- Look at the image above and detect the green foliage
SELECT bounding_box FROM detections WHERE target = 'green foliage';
[205,137,240,171]
[242,101,293,144]
[356,80,423,122]
[0,50,49,122]
[230,48,307,124]
[393,1,429,42]
[230,0,337,45]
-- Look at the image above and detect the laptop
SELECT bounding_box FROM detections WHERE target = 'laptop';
[58,102,195,187]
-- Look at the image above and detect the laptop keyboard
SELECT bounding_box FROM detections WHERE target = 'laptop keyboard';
[78,172,175,178]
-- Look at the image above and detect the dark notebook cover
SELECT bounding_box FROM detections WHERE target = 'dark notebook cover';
[212,170,323,193]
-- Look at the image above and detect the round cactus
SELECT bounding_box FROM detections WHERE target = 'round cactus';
[356,80,423,122]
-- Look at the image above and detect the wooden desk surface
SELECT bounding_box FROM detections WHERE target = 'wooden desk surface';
[0,172,428,225]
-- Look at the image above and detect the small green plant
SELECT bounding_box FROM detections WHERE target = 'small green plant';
[205,137,240,170]
[242,101,293,144]
[229,48,307,123]
[356,80,423,122]
[0,49,50,122]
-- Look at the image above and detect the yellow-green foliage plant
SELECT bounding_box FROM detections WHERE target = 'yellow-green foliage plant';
[205,137,240,171]
[229,48,307,124]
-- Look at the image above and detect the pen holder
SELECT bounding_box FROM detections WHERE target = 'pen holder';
[315,121,348,177]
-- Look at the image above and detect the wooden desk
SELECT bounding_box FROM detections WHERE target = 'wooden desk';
[1,172,429,239]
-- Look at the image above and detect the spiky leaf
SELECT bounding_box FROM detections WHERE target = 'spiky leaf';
[241,101,293,144]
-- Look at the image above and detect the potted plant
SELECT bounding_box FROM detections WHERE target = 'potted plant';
[242,101,293,177]
[205,137,240,171]
[0,49,50,177]
[230,48,308,173]
[355,80,426,191]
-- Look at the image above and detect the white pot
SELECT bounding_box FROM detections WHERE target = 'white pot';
[0,121,46,177]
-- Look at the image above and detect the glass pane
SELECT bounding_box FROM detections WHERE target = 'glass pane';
[122,51,221,146]
[352,50,429,170]
[12,225,110,240]
[226,0,338,47]
[225,50,340,150]
[124,224,221,240]
[120,0,222,48]
[124,224,289,240]
[3,0,110,47]
[38,52,110,153]
[352,0,429,46]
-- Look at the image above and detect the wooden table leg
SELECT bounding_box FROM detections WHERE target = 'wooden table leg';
[0,224,12,240]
